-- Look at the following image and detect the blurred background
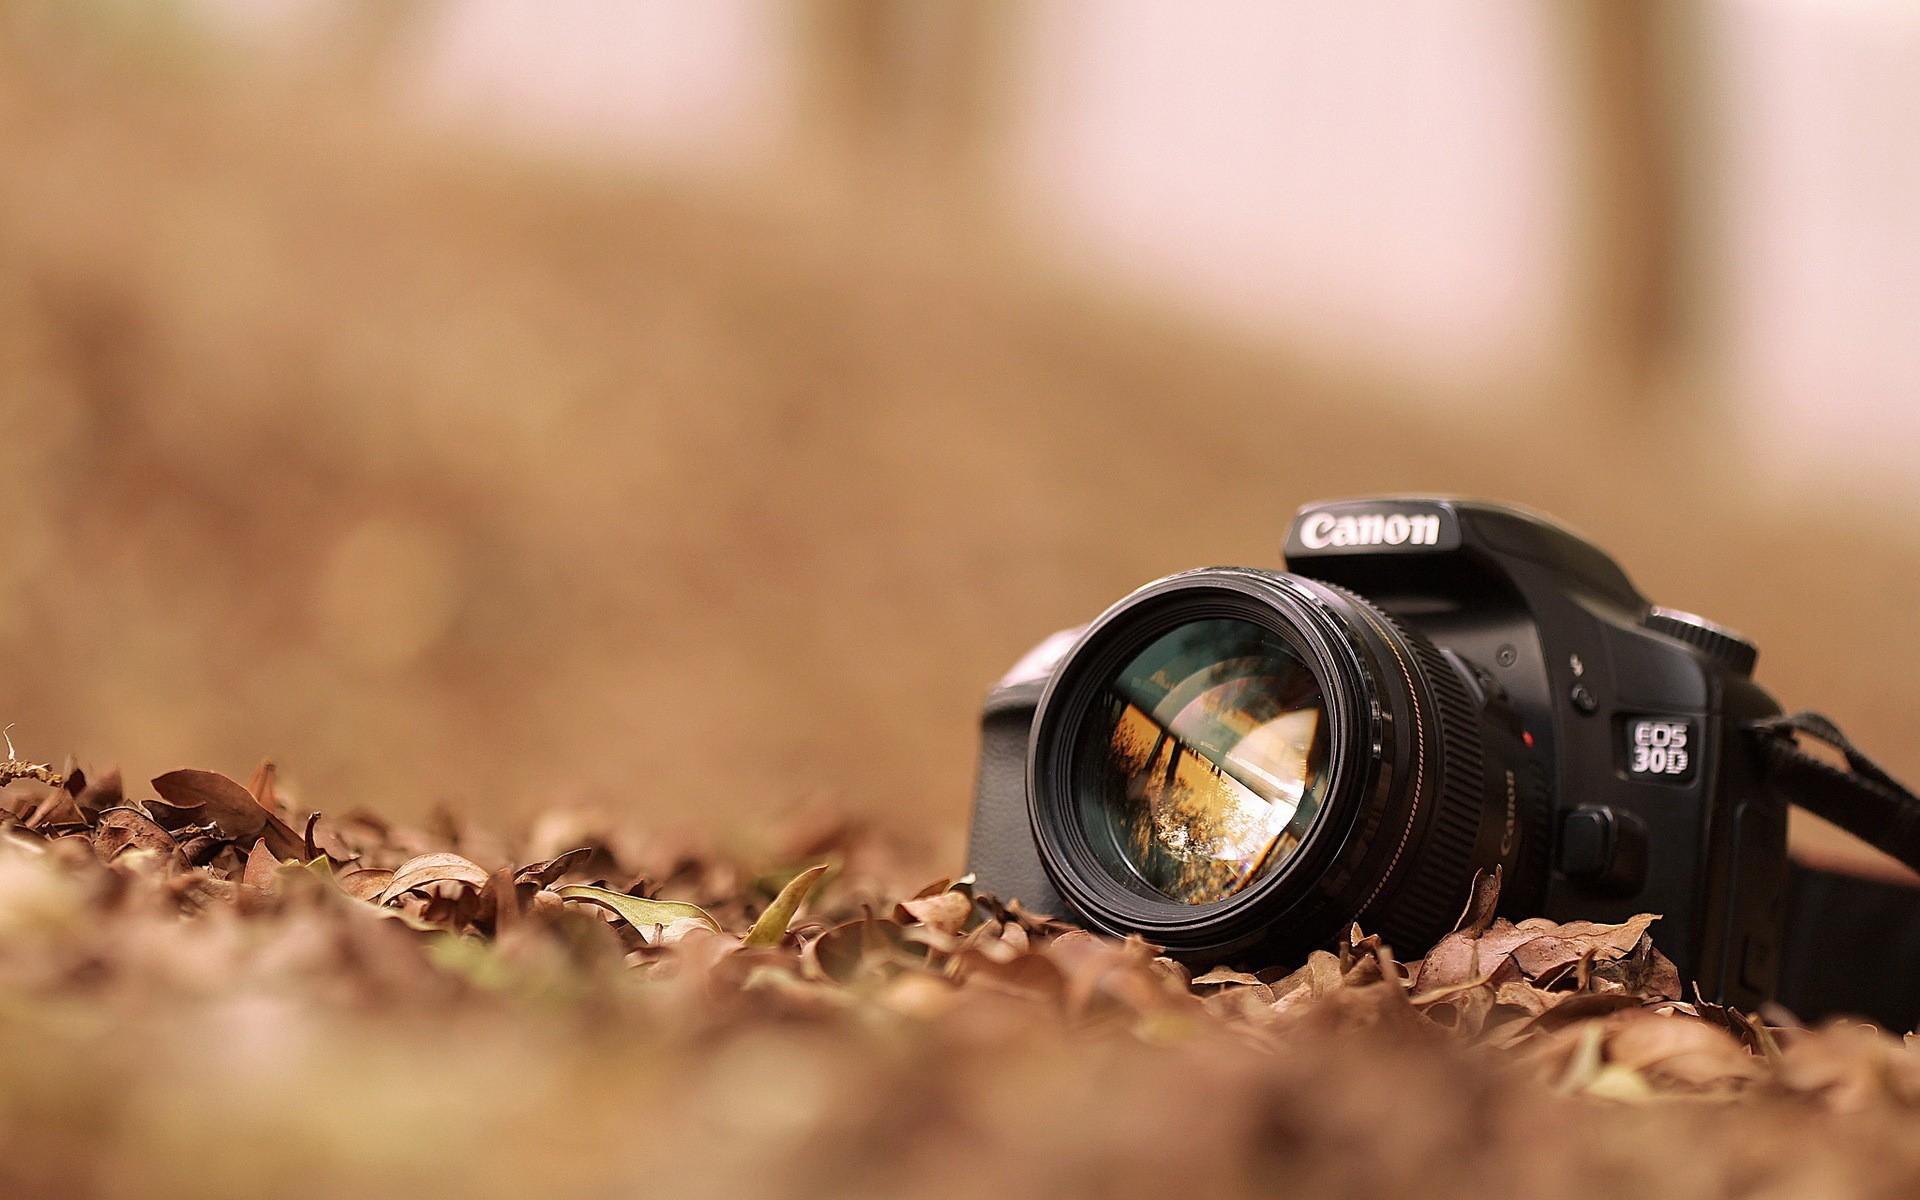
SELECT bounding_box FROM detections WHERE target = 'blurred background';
[3,0,1918,864]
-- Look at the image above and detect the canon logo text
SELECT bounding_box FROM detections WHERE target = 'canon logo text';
[1297,511,1442,550]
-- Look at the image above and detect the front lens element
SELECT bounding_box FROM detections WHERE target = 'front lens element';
[1074,618,1331,904]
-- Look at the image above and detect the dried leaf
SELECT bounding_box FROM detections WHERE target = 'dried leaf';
[1522,990,1650,1035]
[92,807,180,861]
[1421,981,1495,1037]
[378,852,493,903]
[1454,866,1503,935]
[333,867,394,902]
[1191,965,1267,988]
[72,768,123,817]
[482,867,520,936]
[514,847,594,889]
[141,800,209,831]
[245,761,281,812]
[22,790,82,830]
[1509,914,1659,980]
[241,838,280,893]
[805,916,923,984]
[152,769,304,859]
[553,884,720,934]
[898,888,972,937]
[1607,1012,1763,1089]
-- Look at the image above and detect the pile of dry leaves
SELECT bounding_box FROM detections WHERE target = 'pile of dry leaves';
[4,754,1920,1199]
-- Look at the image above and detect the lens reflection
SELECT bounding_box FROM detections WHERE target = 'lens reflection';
[1078,619,1329,904]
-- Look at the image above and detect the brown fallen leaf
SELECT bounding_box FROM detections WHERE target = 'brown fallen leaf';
[1420,980,1496,1037]
[998,921,1029,956]
[1605,1010,1764,1090]
[1520,990,1651,1036]
[245,761,283,814]
[141,799,210,831]
[152,769,304,860]
[1455,865,1503,936]
[805,916,925,985]
[1509,913,1660,980]
[22,790,83,830]
[336,868,396,902]
[1191,965,1267,989]
[91,807,180,861]
[513,847,594,889]
[898,888,972,937]
[1414,921,1544,992]
[1041,931,1189,1019]
[72,768,122,818]
[480,866,522,936]
[1588,933,1683,1000]
[241,837,279,890]
[378,852,493,903]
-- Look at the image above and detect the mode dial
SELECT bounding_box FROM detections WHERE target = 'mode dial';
[1644,606,1759,677]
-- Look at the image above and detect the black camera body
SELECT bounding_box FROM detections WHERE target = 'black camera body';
[969,497,1791,1009]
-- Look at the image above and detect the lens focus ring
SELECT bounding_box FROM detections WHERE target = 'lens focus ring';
[1371,619,1490,948]
[1301,582,1499,952]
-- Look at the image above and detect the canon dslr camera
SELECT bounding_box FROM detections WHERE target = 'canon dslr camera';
[969,496,1920,1021]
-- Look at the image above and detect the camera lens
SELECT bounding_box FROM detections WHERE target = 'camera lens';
[1027,568,1543,965]
[1075,618,1330,904]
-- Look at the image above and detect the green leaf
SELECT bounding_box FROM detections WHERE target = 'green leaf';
[553,884,719,934]
[743,864,829,948]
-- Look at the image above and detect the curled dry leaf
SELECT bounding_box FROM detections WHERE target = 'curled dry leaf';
[377,853,493,903]
[91,807,179,861]
[513,847,594,889]
[1415,912,1670,998]
[245,761,281,812]
[142,800,210,831]
[1605,1011,1765,1089]
[152,769,304,859]
[898,888,972,937]
[22,790,83,830]
[240,838,281,897]
[336,868,395,902]
[805,916,924,984]
[71,768,122,818]
[1191,965,1267,989]
[655,917,727,947]
[1455,866,1503,936]
[552,884,720,935]
[1509,914,1660,980]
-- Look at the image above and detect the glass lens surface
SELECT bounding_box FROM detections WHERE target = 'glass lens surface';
[1075,618,1330,904]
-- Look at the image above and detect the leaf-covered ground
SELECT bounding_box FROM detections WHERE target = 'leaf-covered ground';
[3,755,1920,1199]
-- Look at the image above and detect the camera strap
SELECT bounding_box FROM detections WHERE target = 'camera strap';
[1750,712,1920,874]
[1752,712,1920,1029]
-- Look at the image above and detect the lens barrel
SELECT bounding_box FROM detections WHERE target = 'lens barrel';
[1026,568,1542,965]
